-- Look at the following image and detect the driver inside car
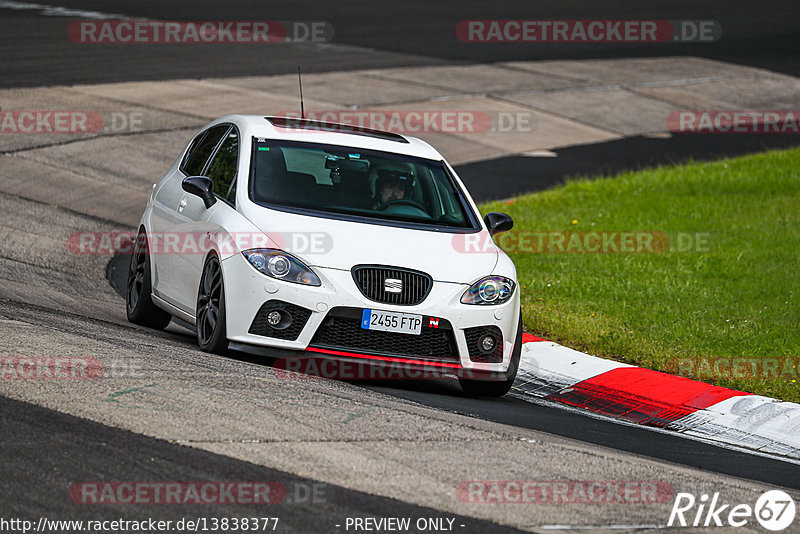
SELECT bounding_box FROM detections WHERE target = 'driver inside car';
[372,168,414,210]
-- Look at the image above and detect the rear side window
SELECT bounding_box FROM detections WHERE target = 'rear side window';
[181,124,230,176]
[206,128,239,202]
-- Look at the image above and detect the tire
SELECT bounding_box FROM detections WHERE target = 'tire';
[459,313,523,397]
[196,254,228,354]
[126,231,172,329]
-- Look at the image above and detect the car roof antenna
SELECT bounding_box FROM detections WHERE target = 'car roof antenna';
[297,66,305,119]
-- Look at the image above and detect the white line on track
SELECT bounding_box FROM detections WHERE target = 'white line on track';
[0,1,138,20]
[539,525,667,531]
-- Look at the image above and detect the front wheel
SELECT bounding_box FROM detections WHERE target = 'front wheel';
[196,254,228,354]
[459,313,523,397]
[126,231,172,329]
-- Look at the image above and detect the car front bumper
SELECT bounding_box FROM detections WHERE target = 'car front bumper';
[221,252,521,374]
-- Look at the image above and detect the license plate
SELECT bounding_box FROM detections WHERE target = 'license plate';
[361,309,422,335]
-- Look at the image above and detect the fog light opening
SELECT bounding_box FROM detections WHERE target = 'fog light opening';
[478,334,497,354]
[266,309,293,330]
[267,311,282,326]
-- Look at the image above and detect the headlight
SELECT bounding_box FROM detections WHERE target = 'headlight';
[461,276,515,305]
[242,249,321,286]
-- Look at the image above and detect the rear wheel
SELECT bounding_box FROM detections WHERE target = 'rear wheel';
[126,231,172,329]
[459,313,523,397]
[196,254,228,354]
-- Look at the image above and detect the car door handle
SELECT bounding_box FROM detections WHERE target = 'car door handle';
[178,198,187,212]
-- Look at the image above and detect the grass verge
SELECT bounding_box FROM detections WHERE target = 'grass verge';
[480,147,800,402]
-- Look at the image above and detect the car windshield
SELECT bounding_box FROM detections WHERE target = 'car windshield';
[249,139,478,229]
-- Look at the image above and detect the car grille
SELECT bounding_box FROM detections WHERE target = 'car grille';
[351,265,432,306]
[249,300,312,341]
[309,307,459,362]
[465,325,504,363]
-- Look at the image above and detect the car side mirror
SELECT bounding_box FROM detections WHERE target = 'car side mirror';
[484,212,514,236]
[182,176,216,209]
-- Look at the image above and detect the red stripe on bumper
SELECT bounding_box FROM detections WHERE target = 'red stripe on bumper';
[546,367,749,427]
[522,333,547,343]
[304,346,463,369]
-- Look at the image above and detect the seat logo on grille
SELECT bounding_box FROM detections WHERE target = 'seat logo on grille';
[384,278,403,293]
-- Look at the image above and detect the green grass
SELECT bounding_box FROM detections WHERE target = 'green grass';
[481,148,800,402]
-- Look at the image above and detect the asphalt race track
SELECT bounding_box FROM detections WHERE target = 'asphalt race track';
[0,0,798,87]
[2,1,800,532]
[100,254,800,492]
[0,395,526,533]
[457,132,800,202]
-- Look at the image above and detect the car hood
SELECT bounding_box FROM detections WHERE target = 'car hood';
[241,206,498,283]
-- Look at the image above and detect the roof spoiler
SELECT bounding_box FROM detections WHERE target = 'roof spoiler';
[265,116,410,144]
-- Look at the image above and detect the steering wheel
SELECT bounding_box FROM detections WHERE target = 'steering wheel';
[379,199,428,213]
[380,198,429,217]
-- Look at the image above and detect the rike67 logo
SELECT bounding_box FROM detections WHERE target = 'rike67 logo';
[668,490,796,531]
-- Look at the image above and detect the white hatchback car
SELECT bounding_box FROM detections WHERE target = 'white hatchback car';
[127,116,521,396]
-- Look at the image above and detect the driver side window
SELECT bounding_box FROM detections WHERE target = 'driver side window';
[181,124,230,177]
[205,128,239,204]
